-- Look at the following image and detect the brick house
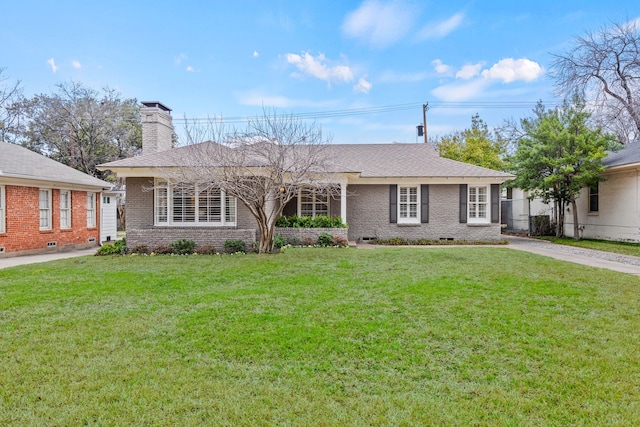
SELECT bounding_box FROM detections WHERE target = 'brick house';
[0,142,111,256]
[98,102,513,249]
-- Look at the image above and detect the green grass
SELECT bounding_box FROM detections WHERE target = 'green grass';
[538,236,640,257]
[1,248,639,425]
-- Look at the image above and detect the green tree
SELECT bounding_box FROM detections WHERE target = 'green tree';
[508,96,618,239]
[434,114,508,171]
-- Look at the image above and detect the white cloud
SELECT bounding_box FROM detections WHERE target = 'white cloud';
[237,91,341,108]
[342,0,416,48]
[285,52,354,84]
[353,77,372,94]
[186,66,195,72]
[72,60,82,69]
[47,58,58,72]
[174,53,188,65]
[456,63,482,79]
[431,79,490,102]
[432,59,453,75]
[481,58,544,83]
[253,50,259,57]
[417,12,464,40]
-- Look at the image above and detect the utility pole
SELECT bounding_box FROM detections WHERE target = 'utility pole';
[422,103,429,144]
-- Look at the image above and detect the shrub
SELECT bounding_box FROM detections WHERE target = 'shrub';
[129,245,150,255]
[301,236,316,246]
[317,232,334,247]
[312,215,334,228]
[285,236,302,246]
[170,239,196,255]
[332,235,349,247]
[96,238,127,256]
[275,216,290,227]
[275,215,346,228]
[195,245,217,255]
[152,244,175,255]
[224,239,246,254]
[273,235,286,249]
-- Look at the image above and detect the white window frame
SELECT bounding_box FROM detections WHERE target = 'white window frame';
[154,180,237,227]
[87,192,96,228]
[468,185,490,224]
[60,190,72,229]
[0,185,5,233]
[297,188,330,218]
[398,186,420,224]
[39,189,52,230]
[589,183,599,213]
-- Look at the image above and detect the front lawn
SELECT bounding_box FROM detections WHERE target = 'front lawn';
[1,248,639,425]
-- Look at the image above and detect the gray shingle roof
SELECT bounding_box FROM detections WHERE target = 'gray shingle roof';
[603,142,640,168]
[0,142,111,188]
[99,141,513,179]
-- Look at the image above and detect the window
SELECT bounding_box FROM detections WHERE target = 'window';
[155,180,236,226]
[468,185,489,224]
[589,183,599,212]
[299,188,329,218]
[398,186,419,223]
[60,190,71,229]
[0,185,5,233]
[87,192,96,227]
[39,189,52,230]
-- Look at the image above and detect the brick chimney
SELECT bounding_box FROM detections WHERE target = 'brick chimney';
[141,101,173,155]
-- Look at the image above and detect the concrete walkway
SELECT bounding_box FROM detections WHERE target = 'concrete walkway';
[0,248,97,270]
[503,235,640,276]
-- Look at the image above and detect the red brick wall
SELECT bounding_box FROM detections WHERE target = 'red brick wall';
[0,185,100,254]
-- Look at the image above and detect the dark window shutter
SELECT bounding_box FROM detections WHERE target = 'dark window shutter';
[491,184,500,223]
[459,184,467,223]
[420,184,429,223]
[389,184,397,223]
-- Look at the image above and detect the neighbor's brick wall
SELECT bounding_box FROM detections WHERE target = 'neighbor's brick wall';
[125,177,259,250]
[0,185,100,256]
[346,184,501,242]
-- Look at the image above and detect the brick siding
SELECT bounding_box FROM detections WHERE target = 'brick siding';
[0,185,100,256]
[346,184,501,242]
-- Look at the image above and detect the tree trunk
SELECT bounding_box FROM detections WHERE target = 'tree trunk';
[556,200,565,238]
[257,220,275,254]
[571,197,580,241]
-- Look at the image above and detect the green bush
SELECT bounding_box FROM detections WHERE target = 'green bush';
[317,232,334,247]
[275,215,346,228]
[273,235,286,249]
[285,236,302,246]
[224,239,246,254]
[96,238,127,256]
[170,239,196,255]
[275,216,290,227]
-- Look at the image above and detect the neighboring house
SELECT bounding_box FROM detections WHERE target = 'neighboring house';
[564,142,640,242]
[98,102,514,249]
[0,142,111,256]
[502,188,554,235]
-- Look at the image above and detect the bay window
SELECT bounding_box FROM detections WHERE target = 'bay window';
[155,180,236,226]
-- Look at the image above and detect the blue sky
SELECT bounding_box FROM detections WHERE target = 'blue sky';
[2,1,639,145]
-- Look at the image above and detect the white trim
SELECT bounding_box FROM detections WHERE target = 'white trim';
[60,190,72,229]
[87,192,96,228]
[154,179,237,227]
[0,185,5,233]
[468,185,490,224]
[398,185,420,224]
[297,188,330,218]
[39,189,52,230]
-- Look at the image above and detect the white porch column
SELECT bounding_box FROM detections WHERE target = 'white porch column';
[340,181,347,222]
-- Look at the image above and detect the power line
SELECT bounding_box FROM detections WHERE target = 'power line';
[172,101,561,124]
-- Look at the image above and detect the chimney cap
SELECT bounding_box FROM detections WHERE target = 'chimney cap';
[141,101,172,112]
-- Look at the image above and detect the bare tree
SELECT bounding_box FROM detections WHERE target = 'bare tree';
[0,67,24,144]
[24,82,141,178]
[167,109,337,253]
[551,19,640,143]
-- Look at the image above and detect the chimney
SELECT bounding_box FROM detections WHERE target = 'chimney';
[141,101,173,155]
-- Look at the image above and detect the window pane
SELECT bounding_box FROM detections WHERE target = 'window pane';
[478,187,487,203]
[225,195,236,222]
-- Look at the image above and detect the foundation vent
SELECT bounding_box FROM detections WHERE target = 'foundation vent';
[88,237,96,242]
[47,242,57,247]
[0,247,5,253]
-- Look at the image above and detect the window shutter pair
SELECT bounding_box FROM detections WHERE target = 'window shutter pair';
[389,185,429,223]
[459,184,500,223]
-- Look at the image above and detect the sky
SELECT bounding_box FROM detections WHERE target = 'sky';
[2,0,639,145]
